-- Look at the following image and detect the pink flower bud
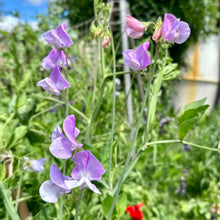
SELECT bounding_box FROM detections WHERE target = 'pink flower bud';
[152,17,162,42]
[125,15,145,39]
[102,36,110,48]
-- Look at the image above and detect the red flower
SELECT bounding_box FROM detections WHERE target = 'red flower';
[126,203,144,220]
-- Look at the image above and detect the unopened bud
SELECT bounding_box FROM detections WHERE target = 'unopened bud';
[102,36,110,48]
[152,17,162,42]
[91,21,103,38]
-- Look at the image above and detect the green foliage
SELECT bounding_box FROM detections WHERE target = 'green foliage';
[178,98,209,140]
[0,2,220,220]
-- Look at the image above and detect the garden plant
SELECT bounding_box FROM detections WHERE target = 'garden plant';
[0,1,220,220]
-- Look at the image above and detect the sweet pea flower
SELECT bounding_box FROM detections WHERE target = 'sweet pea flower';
[39,164,71,203]
[125,15,146,39]
[49,115,83,159]
[42,48,70,70]
[23,157,46,173]
[43,23,73,49]
[64,150,105,194]
[37,66,70,96]
[126,203,144,220]
[123,42,151,71]
[162,13,190,44]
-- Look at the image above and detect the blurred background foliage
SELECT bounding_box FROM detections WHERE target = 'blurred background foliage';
[0,0,220,219]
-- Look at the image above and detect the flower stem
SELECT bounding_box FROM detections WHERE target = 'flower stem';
[74,190,83,220]
[108,30,116,189]
[144,43,161,142]
[31,94,89,121]
[142,139,219,152]
[15,168,23,211]
[107,88,148,219]
[104,70,144,79]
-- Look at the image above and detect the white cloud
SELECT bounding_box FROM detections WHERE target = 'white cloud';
[0,16,20,32]
[26,0,48,6]
[28,20,39,30]
[0,16,39,32]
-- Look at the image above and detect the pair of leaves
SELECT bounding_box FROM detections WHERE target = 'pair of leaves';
[178,98,209,140]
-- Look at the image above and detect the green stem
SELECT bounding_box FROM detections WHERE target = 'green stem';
[107,89,148,219]
[104,70,143,79]
[0,183,20,220]
[85,79,106,144]
[31,95,88,121]
[182,140,219,152]
[29,103,60,122]
[60,62,69,220]
[143,139,181,148]
[2,112,16,130]
[74,190,83,220]
[108,30,116,189]
[59,161,66,220]
[101,44,105,79]
[15,168,23,211]
[142,139,219,152]
[144,43,161,142]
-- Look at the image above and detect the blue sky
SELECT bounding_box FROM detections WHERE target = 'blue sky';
[1,0,49,21]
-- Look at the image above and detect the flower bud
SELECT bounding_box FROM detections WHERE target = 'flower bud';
[91,21,103,38]
[102,36,110,48]
[152,17,162,42]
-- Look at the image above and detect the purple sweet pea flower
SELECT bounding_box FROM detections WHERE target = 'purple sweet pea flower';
[162,13,190,44]
[124,15,146,39]
[49,115,83,159]
[123,42,151,71]
[39,164,72,203]
[23,157,46,173]
[42,48,70,70]
[43,23,73,49]
[64,150,105,194]
[37,66,71,96]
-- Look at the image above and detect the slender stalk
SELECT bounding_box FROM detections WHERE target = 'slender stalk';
[0,182,20,220]
[60,59,69,220]
[105,70,143,79]
[144,43,161,142]
[2,112,16,130]
[108,30,116,189]
[15,168,23,211]
[29,103,60,122]
[101,44,105,79]
[85,79,106,144]
[143,139,181,148]
[182,140,219,152]
[107,89,148,219]
[31,94,88,121]
[74,190,84,220]
[142,139,219,152]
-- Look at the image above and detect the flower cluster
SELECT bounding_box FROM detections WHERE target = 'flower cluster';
[123,13,190,71]
[124,13,190,44]
[39,115,105,203]
[37,23,72,95]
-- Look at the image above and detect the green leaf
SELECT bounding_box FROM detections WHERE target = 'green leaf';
[115,194,127,217]
[179,98,206,117]
[178,98,209,140]
[102,195,113,218]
